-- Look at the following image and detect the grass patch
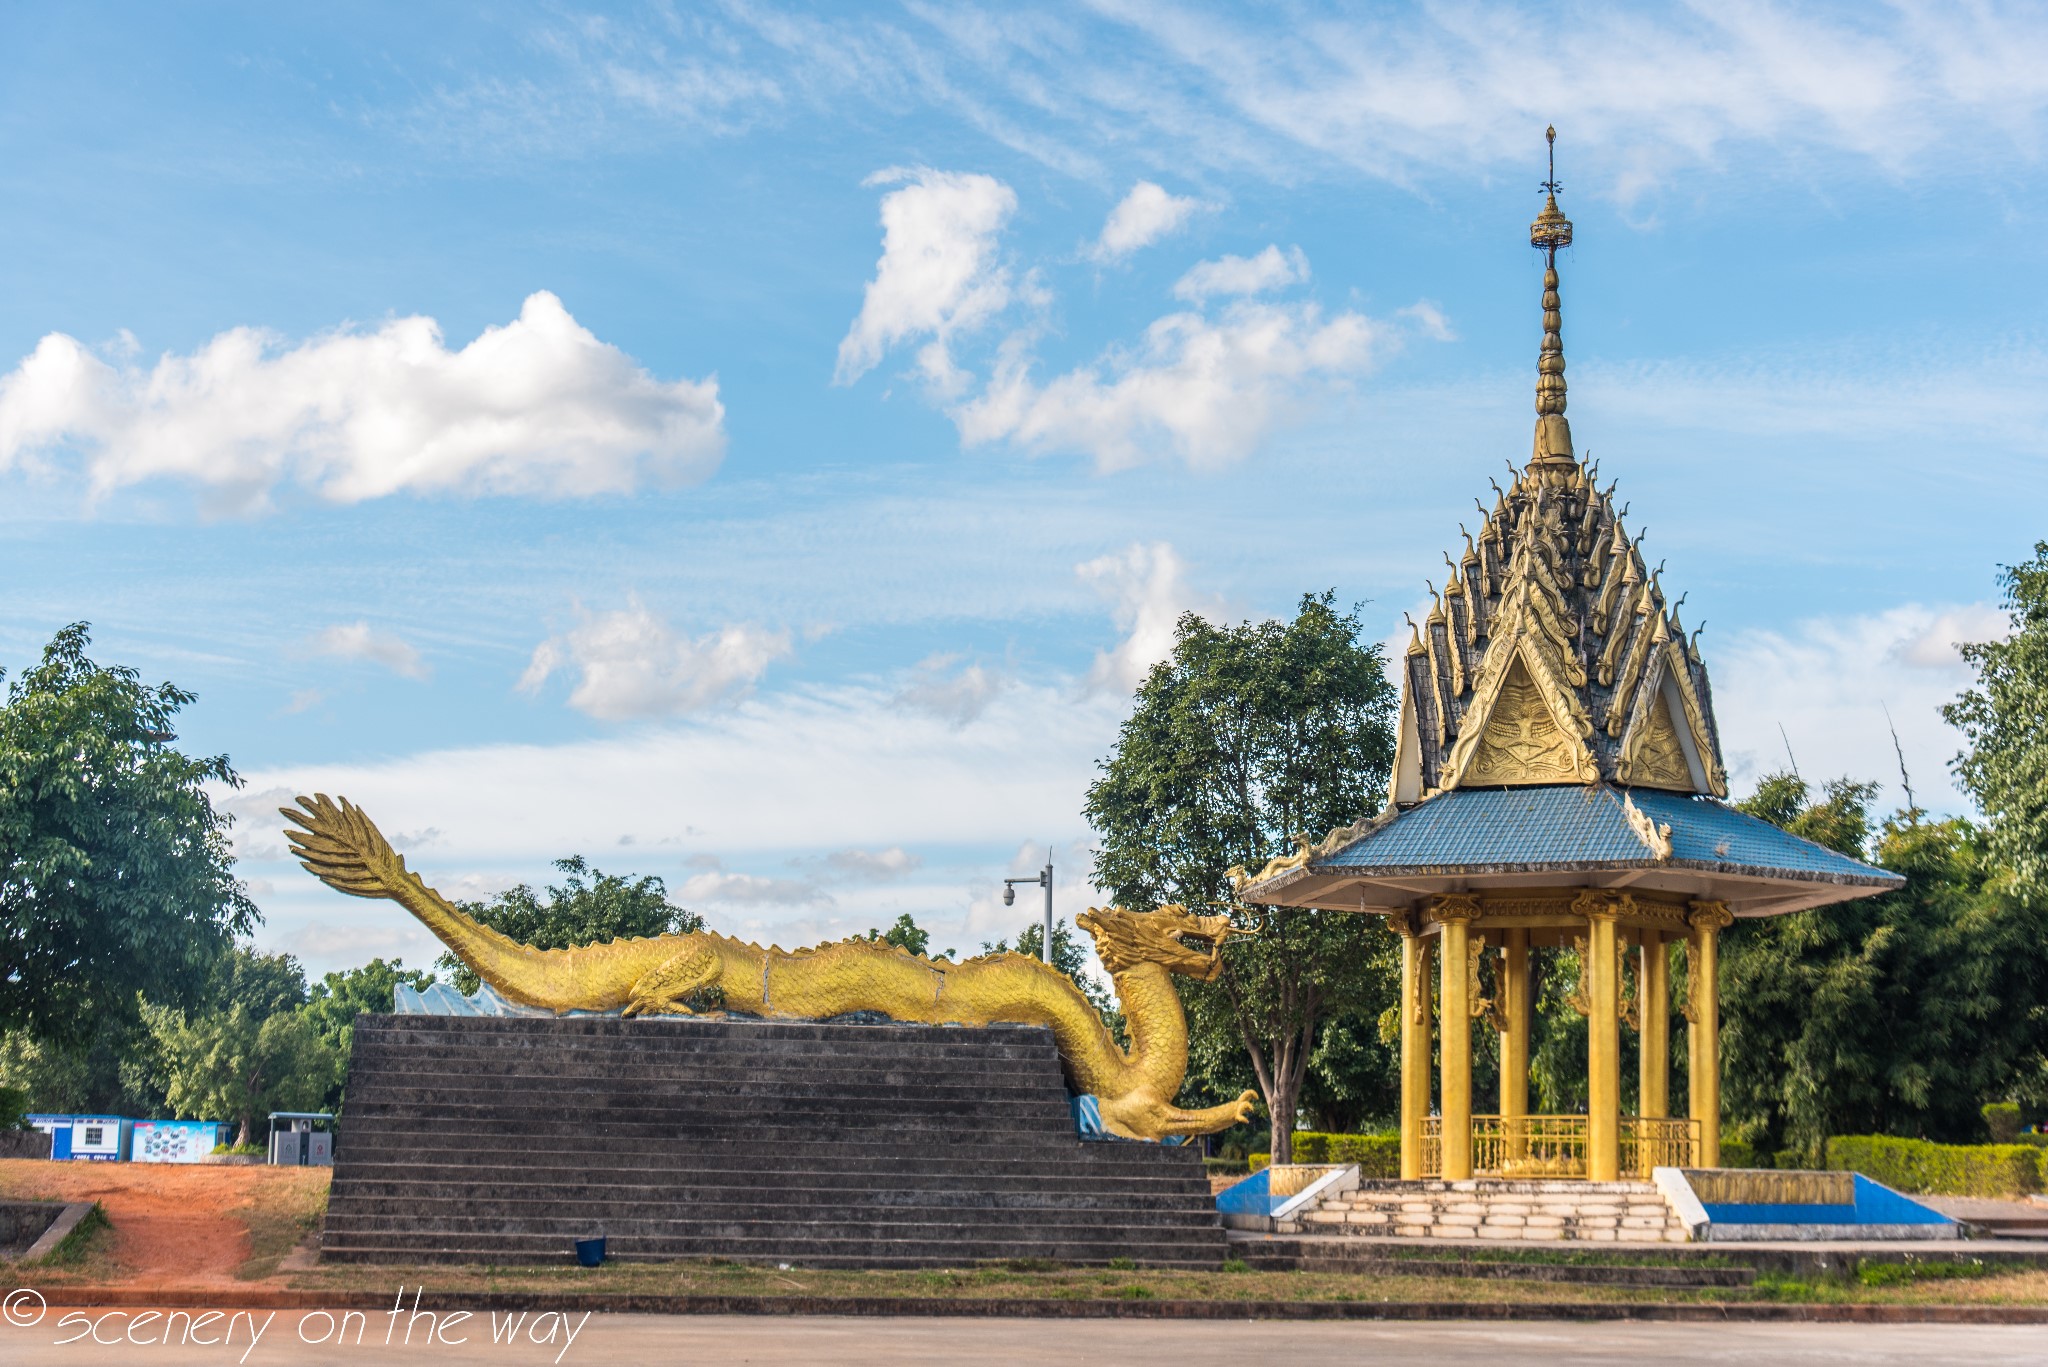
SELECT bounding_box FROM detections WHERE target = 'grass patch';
[1857,1259,1998,1287]
[235,1174,330,1280]
[260,1254,2048,1309]
[35,1203,111,1270]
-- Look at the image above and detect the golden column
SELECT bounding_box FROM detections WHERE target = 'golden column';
[1434,895,1480,1180]
[1577,892,1623,1181]
[1638,931,1670,1121]
[1396,917,1434,1180]
[1687,901,1734,1167]
[1498,928,1531,1143]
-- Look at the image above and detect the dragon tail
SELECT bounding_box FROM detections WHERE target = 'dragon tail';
[281,793,544,991]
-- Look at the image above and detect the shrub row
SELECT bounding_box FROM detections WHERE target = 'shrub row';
[1242,1132,1400,1178]
[1825,1134,2044,1197]
[1290,1131,1402,1176]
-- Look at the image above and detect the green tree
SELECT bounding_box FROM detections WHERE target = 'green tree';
[0,1007,169,1117]
[1947,541,2048,908]
[302,958,436,1108]
[1718,773,2048,1154]
[1086,592,1399,1163]
[865,913,949,959]
[439,857,702,994]
[303,958,436,1051]
[145,947,337,1144]
[149,1004,336,1146]
[0,624,256,1041]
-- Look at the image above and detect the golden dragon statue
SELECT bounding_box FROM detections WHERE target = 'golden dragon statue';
[282,794,1259,1141]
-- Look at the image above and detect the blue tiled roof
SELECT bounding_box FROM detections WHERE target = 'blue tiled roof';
[1314,786,1898,886]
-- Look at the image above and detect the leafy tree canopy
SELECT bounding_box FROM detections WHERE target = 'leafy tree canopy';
[864,913,950,959]
[1946,540,2048,907]
[1086,592,1399,1162]
[148,1002,336,1147]
[145,945,335,1145]
[304,957,435,1048]
[441,857,702,994]
[0,624,256,1041]
[1720,774,2048,1152]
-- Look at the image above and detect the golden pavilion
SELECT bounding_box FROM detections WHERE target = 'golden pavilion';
[1233,130,1901,1182]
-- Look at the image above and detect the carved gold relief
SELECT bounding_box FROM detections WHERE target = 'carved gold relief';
[1468,937,1492,1019]
[1461,657,1592,786]
[1568,934,1592,1017]
[1623,689,1695,791]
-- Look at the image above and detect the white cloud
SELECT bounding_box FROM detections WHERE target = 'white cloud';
[891,652,1009,726]
[834,167,1019,392]
[310,621,431,681]
[1583,345,2048,453]
[230,676,1122,973]
[1397,300,1457,342]
[1171,245,1307,302]
[1887,604,2012,670]
[954,299,1383,471]
[1077,541,1219,695]
[0,292,725,512]
[1090,181,1203,262]
[824,847,924,881]
[679,869,832,907]
[1710,601,2009,817]
[467,5,2048,199]
[1087,1,2048,195]
[520,598,791,721]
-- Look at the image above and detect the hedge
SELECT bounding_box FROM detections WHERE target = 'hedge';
[1291,1132,1401,1176]
[1244,1132,1399,1177]
[1825,1134,2044,1197]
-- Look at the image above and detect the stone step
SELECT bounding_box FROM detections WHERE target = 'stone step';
[1350,1179,1662,1195]
[322,1205,1219,1238]
[1228,1239,1753,1288]
[339,1101,1073,1130]
[325,1014,1223,1270]
[325,1143,1196,1174]
[319,1235,1222,1269]
[327,1190,1216,1221]
[344,1057,1067,1092]
[330,1169,1209,1200]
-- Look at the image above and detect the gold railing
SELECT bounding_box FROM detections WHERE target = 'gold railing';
[1418,1115,1700,1179]
[1622,1116,1699,1176]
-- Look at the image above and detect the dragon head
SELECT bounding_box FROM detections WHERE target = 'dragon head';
[1075,903,1246,982]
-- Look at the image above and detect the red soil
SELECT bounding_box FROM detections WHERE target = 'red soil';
[0,1159,330,1285]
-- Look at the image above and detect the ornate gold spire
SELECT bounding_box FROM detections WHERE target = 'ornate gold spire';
[1529,126,1574,473]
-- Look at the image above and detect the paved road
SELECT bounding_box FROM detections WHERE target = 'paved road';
[3,1310,2045,1366]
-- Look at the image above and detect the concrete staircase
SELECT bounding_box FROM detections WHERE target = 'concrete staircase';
[1295,1178,1688,1243]
[322,1014,1225,1269]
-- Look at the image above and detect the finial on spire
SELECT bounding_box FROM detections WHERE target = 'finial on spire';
[1529,125,1575,474]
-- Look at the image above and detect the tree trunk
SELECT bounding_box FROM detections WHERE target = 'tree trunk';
[1271,1085,1298,1164]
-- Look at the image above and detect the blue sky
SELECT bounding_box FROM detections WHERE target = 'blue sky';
[3,2,2044,975]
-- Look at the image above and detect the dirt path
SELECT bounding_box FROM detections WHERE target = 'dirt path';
[0,1159,329,1285]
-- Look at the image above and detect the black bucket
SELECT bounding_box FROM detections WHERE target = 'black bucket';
[574,1237,606,1268]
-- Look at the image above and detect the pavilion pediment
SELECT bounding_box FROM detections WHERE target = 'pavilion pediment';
[1395,457,1729,800]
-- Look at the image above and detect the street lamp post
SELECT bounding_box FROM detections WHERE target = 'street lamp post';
[1002,851,1054,965]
